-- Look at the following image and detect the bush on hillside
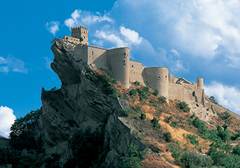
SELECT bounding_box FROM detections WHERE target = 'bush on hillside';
[133,81,140,86]
[129,89,137,96]
[163,132,172,142]
[181,151,213,168]
[177,101,190,112]
[151,117,161,130]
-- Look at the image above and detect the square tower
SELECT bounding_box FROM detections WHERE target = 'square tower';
[71,26,88,45]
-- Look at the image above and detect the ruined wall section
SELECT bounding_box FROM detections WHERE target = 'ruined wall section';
[129,61,146,85]
[87,45,108,69]
[145,67,169,98]
[168,82,204,104]
[107,48,130,88]
[64,36,80,44]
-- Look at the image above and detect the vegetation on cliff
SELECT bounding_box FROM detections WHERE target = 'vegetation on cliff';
[3,67,240,168]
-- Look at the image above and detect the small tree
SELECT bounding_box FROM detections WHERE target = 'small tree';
[210,96,218,104]
[153,89,159,96]
[181,151,213,168]
[163,132,172,142]
[79,37,83,42]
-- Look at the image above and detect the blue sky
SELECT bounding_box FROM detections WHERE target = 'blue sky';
[1,0,240,137]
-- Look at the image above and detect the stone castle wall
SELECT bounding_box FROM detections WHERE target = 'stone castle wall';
[67,26,205,104]
[129,61,146,85]
[88,45,108,69]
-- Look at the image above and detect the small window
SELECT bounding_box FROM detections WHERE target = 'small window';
[84,36,85,39]
[132,65,134,68]
[192,91,195,97]
[92,51,94,55]
[165,75,167,78]
[124,53,126,55]
[159,76,160,78]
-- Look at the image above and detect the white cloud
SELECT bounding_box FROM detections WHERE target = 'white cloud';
[95,30,126,47]
[64,10,113,28]
[120,26,142,45]
[94,26,143,48]
[45,21,60,36]
[0,56,28,73]
[205,82,240,114]
[0,106,16,138]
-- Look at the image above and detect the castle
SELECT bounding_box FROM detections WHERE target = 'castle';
[62,26,205,105]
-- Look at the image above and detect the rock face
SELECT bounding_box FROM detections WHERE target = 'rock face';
[38,43,144,167]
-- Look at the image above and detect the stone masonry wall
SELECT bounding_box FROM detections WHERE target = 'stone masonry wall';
[129,61,146,85]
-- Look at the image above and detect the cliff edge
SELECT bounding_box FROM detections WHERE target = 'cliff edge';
[37,42,145,167]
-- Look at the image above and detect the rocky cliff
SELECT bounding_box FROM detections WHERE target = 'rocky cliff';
[38,42,145,167]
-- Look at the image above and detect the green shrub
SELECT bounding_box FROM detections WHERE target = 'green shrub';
[153,89,159,96]
[121,109,132,116]
[164,132,172,142]
[170,121,178,128]
[181,151,213,168]
[133,81,140,86]
[217,125,230,142]
[121,156,142,168]
[121,144,145,168]
[158,96,166,103]
[140,113,146,120]
[134,104,142,113]
[151,117,161,130]
[208,146,240,167]
[142,87,149,94]
[192,117,207,135]
[232,146,240,155]
[177,101,190,112]
[129,89,137,96]
[186,134,199,146]
[210,96,218,104]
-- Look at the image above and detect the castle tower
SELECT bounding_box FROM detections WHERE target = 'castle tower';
[145,67,169,99]
[107,47,130,88]
[71,26,88,45]
[197,77,204,89]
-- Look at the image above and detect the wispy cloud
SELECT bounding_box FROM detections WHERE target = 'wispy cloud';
[64,10,113,28]
[0,56,28,73]
[93,26,143,48]
[0,106,16,138]
[205,82,240,114]
[45,21,60,36]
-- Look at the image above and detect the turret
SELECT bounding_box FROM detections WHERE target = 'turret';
[107,47,130,88]
[145,67,169,99]
[197,77,204,89]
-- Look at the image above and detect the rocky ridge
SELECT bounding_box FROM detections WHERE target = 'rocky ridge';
[38,42,145,167]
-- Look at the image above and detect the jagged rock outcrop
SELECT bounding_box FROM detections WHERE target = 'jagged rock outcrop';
[37,42,145,167]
